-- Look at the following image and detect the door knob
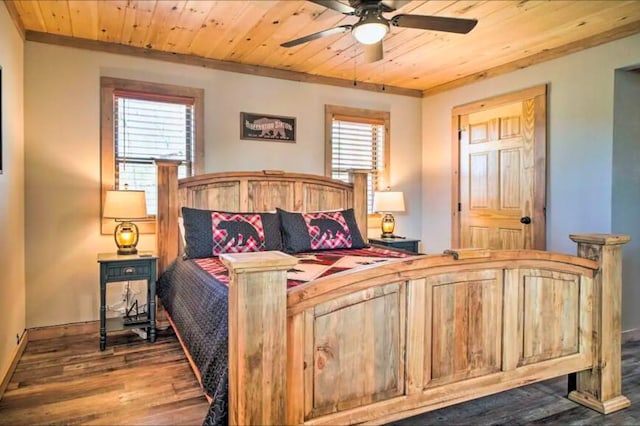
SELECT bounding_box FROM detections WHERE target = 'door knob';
[520,216,531,224]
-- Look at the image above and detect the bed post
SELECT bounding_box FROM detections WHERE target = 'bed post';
[349,170,369,241]
[156,160,181,274]
[568,233,630,414]
[220,251,299,426]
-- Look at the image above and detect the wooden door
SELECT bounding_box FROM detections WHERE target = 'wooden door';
[452,86,546,250]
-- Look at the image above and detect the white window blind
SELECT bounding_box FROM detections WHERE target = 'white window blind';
[114,94,194,215]
[331,117,386,212]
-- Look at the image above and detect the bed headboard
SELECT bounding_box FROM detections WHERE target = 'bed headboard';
[155,160,368,273]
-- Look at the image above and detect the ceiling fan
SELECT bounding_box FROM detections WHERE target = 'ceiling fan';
[281,0,478,62]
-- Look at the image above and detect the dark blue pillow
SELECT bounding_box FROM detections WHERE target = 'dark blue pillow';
[181,207,282,258]
[277,208,367,254]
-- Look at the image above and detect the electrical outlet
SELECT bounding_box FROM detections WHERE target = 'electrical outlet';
[16,333,20,344]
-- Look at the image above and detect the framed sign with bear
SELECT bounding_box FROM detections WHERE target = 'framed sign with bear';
[240,112,296,143]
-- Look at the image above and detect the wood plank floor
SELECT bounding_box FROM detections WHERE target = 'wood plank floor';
[0,329,638,425]
[0,328,209,425]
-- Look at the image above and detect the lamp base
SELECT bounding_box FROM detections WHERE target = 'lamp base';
[380,213,396,239]
[117,247,138,255]
[114,221,140,256]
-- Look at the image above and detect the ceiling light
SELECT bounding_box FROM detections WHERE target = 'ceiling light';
[352,12,389,45]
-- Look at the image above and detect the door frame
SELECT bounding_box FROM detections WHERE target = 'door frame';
[451,85,547,249]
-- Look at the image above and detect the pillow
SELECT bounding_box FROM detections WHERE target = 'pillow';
[277,208,366,253]
[181,207,283,258]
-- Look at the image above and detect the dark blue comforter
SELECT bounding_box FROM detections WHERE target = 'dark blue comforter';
[157,257,228,426]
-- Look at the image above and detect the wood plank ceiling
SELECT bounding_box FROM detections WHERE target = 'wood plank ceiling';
[6,0,640,97]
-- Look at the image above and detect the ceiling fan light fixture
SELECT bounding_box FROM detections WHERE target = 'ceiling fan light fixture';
[352,10,389,45]
[353,22,388,44]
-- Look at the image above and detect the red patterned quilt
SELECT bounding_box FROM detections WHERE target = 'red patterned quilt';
[194,246,412,289]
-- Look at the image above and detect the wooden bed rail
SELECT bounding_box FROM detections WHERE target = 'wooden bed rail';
[221,234,630,425]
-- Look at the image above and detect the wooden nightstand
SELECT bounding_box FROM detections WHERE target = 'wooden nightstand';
[369,236,421,254]
[97,252,158,351]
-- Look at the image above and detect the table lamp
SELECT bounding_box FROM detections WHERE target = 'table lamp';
[373,191,405,238]
[103,190,148,255]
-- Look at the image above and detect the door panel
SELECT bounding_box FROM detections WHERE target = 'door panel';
[455,86,546,250]
[500,149,521,209]
[469,153,489,208]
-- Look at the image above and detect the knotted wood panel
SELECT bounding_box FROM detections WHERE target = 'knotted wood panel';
[307,283,405,419]
[425,270,503,387]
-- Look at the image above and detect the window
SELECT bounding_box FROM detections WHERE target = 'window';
[101,77,204,234]
[325,105,390,213]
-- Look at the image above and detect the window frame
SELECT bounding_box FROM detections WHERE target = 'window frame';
[324,104,391,215]
[100,77,204,235]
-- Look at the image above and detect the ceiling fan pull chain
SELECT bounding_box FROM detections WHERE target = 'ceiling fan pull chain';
[353,45,358,86]
[382,60,386,91]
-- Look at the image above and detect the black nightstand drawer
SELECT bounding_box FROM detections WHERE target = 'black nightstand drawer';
[387,240,418,252]
[106,262,151,280]
[369,237,421,254]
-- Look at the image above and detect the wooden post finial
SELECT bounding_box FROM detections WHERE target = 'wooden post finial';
[570,233,631,246]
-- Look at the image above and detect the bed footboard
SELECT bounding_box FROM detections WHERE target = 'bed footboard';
[222,234,629,425]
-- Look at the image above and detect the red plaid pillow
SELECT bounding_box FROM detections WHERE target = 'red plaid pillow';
[303,211,352,250]
[211,212,266,255]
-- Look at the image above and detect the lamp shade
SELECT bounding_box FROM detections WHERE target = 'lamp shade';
[373,191,405,213]
[103,190,147,220]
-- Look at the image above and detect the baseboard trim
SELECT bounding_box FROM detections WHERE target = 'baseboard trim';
[28,320,99,341]
[0,329,28,401]
[622,327,640,343]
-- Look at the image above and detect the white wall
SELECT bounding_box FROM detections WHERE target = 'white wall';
[24,42,422,328]
[0,6,25,380]
[612,69,640,332]
[422,33,640,331]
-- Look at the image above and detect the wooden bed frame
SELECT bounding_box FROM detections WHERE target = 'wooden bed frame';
[155,160,630,425]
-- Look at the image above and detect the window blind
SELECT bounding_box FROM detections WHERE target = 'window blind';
[114,96,194,215]
[331,117,385,212]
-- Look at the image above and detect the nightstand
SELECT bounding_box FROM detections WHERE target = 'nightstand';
[97,252,158,351]
[369,236,421,254]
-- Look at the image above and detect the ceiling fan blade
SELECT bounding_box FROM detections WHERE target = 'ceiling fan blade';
[280,25,352,48]
[391,15,478,34]
[364,41,383,63]
[309,0,356,15]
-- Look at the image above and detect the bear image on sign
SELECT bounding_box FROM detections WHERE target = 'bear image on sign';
[244,117,293,139]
